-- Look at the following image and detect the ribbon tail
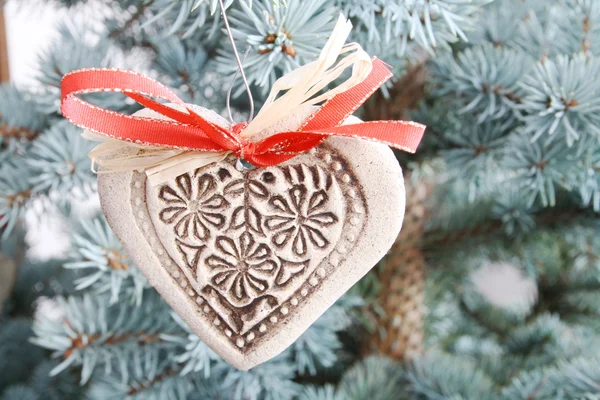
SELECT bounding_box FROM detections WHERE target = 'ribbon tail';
[250,119,425,166]
[301,58,393,131]
[320,121,425,153]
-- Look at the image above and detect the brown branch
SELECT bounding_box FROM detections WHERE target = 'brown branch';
[127,367,178,396]
[458,298,509,339]
[0,121,40,142]
[3,188,32,208]
[422,220,503,252]
[63,330,162,359]
[179,70,196,99]
[422,208,593,253]
[104,249,129,270]
[0,8,9,83]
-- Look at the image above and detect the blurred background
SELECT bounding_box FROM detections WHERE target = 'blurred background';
[1,1,599,399]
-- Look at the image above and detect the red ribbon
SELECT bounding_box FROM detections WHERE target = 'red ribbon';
[61,59,425,167]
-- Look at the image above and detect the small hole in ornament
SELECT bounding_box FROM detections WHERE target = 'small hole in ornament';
[261,172,275,183]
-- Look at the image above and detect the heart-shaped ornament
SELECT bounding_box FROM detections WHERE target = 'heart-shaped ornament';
[98,105,405,370]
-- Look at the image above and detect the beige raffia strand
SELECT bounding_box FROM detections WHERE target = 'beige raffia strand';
[85,14,372,185]
[369,176,430,361]
[241,14,372,139]
[84,130,231,186]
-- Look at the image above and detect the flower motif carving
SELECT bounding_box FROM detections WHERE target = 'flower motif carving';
[159,174,229,241]
[265,185,338,256]
[152,161,347,315]
[206,232,277,305]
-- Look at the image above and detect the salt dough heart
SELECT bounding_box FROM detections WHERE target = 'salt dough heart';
[98,105,405,370]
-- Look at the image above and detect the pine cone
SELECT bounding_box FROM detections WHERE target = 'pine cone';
[370,178,429,361]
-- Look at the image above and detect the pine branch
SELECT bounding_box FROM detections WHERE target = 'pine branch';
[422,207,593,253]
[61,329,164,360]
[125,366,179,397]
[458,297,510,339]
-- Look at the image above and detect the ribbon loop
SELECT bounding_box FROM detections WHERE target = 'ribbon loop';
[62,70,222,151]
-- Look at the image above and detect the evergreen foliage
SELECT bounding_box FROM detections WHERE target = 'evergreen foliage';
[1,0,600,398]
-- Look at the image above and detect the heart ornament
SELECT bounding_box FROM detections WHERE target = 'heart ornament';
[98,106,405,369]
[62,16,425,369]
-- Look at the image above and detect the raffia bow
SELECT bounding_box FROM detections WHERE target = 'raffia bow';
[61,15,426,185]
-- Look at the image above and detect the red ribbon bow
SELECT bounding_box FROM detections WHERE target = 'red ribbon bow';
[61,59,425,167]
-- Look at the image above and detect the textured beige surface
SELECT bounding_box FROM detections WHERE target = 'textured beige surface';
[98,105,405,369]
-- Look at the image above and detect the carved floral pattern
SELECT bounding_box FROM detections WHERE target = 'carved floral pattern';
[156,164,344,314]
[206,232,277,305]
[159,174,229,241]
[264,185,338,256]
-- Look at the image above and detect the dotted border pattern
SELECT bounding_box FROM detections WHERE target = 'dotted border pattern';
[129,143,367,351]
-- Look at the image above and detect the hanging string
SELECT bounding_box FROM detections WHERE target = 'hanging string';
[218,0,254,123]
[226,47,251,124]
